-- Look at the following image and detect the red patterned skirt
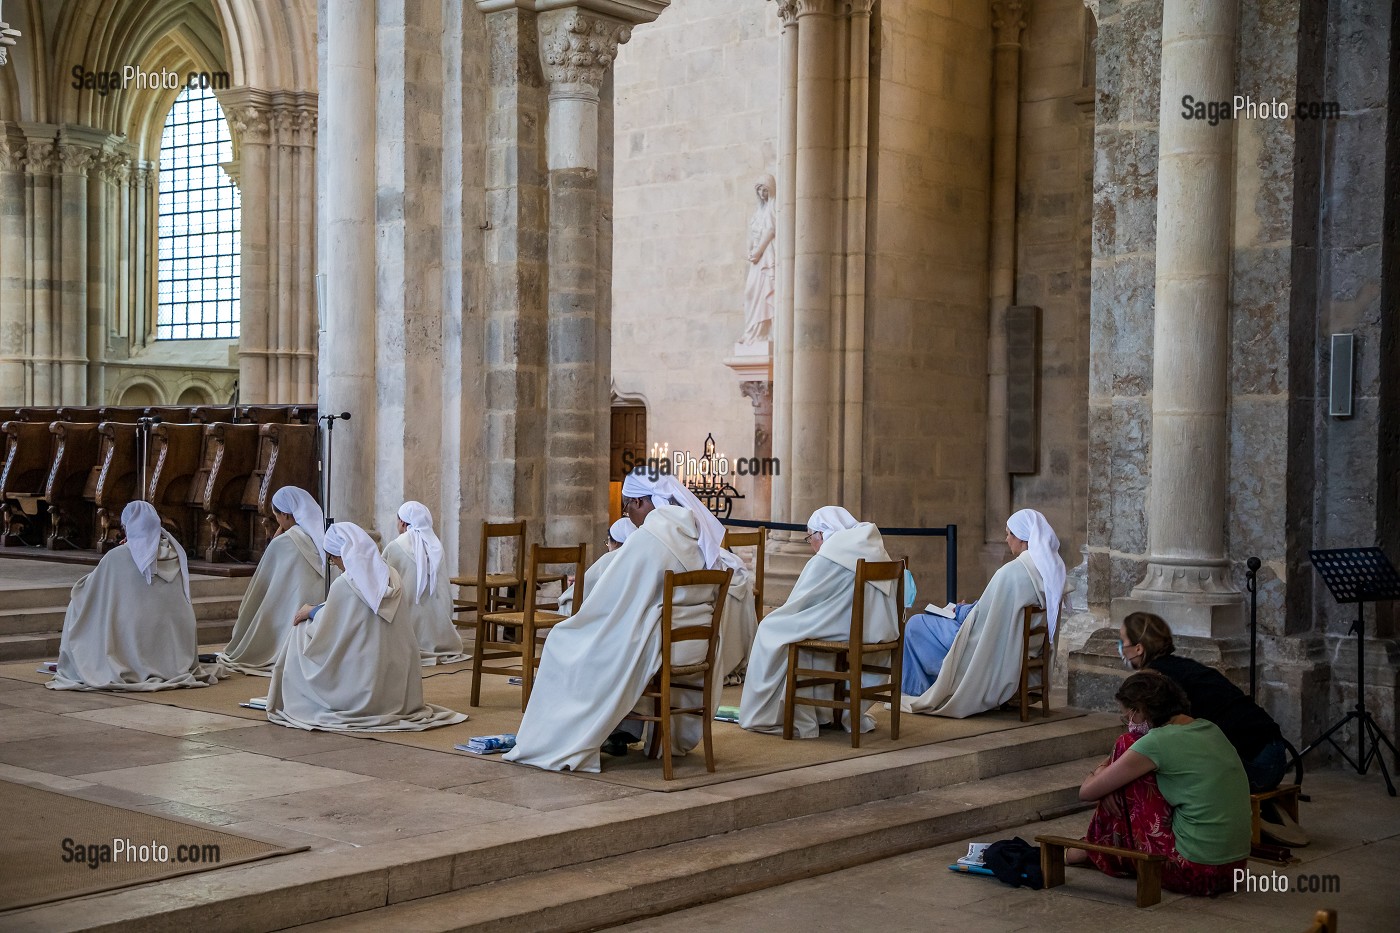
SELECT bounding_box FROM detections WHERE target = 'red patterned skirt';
[1084,732,1246,896]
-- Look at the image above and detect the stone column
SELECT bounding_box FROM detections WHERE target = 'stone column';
[223,92,272,403]
[840,0,874,508]
[537,6,631,547]
[1114,0,1241,637]
[770,0,799,522]
[788,0,837,519]
[740,380,774,521]
[24,136,59,403]
[318,0,377,526]
[984,0,1027,566]
[0,137,25,404]
[130,164,153,345]
[56,141,93,404]
[479,3,549,530]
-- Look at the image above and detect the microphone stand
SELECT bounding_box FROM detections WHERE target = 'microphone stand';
[319,412,351,598]
[136,414,163,503]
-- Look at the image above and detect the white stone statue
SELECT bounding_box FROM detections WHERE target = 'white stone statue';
[740,174,776,346]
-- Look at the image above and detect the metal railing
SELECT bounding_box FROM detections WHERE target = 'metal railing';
[719,517,958,605]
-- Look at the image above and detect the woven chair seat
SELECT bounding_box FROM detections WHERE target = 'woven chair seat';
[481,610,566,626]
[670,662,710,677]
[451,572,520,588]
[795,638,900,653]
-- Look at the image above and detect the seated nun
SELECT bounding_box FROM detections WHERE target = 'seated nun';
[558,518,634,616]
[620,471,757,684]
[901,508,1066,718]
[503,503,712,773]
[383,500,468,665]
[739,506,901,737]
[266,522,467,732]
[49,501,223,691]
[218,486,325,675]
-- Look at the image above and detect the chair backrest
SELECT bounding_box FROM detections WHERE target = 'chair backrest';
[659,569,734,676]
[1303,909,1337,933]
[524,543,588,616]
[721,527,766,618]
[1020,604,1053,693]
[849,559,906,647]
[477,519,526,587]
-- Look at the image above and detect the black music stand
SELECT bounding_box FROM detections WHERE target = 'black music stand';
[1292,547,1400,796]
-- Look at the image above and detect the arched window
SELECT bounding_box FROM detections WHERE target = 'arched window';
[156,83,240,339]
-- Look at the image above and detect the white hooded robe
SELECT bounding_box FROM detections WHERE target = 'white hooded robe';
[219,525,324,675]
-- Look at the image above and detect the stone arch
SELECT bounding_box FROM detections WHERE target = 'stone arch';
[176,384,212,405]
[115,378,162,407]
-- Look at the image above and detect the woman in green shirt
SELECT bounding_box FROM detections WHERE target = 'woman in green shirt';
[1071,671,1251,895]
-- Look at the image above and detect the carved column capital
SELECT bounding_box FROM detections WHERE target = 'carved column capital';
[57,143,97,175]
[0,138,24,172]
[22,141,57,174]
[772,0,799,29]
[846,0,875,16]
[793,0,835,18]
[132,163,155,189]
[219,90,274,147]
[739,380,774,412]
[1083,0,1098,23]
[538,7,632,99]
[992,0,1029,47]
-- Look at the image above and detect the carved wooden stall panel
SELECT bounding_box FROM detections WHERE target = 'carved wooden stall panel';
[1,421,55,546]
[195,423,261,561]
[45,423,102,549]
[145,423,205,550]
[247,422,319,558]
[88,423,141,553]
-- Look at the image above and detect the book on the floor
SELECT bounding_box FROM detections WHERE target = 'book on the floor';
[239,696,268,711]
[924,602,958,619]
[956,842,989,867]
[714,705,741,723]
[947,863,996,876]
[456,733,516,755]
[508,677,523,686]
[36,662,57,674]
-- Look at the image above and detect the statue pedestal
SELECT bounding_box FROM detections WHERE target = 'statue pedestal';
[724,341,774,535]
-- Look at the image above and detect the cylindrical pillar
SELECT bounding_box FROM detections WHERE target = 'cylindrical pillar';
[788,0,837,519]
[770,0,799,523]
[0,140,26,404]
[57,144,91,404]
[1130,0,1240,625]
[538,7,631,547]
[840,0,874,509]
[319,0,377,525]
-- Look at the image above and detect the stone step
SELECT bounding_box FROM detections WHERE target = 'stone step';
[286,757,1099,933]
[0,573,248,613]
[0,607,240,661]
[0,714,1119,933]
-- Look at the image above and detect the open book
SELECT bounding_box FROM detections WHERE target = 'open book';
[924,602,958,620]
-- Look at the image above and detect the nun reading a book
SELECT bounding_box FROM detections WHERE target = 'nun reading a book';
[48,501,224,691]
[901,508,1065,718]
[266,521,466,732]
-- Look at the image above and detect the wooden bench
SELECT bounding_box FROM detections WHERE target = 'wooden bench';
[1251,782,1302,846]
[1035,834,1166,907]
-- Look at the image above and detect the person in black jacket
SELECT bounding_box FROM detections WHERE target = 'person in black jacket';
[1118,612,1287,791]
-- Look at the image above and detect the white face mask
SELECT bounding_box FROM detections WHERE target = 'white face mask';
[1117,639,1136,670]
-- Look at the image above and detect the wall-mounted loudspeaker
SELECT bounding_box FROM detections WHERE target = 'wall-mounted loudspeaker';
[1329,333,1354,418]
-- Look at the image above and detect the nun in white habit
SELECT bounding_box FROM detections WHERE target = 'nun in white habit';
[383,501,469,665]
[619,471,757,682]
[266,522,467,732]
[739,506,901,737]
[557,518,634,616]
[218,487,325,675]
[901,508,1066,719]
[49,501,223,691]
[504,504,711,772]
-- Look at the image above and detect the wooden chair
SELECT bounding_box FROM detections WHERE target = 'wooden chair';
[1036,834,1165,908]
[1251,783,1302,845]
[1302,909,1337,933]
[782,558,906,748]
[1011,604,1053,721]
[721,526,766,620]
[625,568,734,780]
[451,520,527,626]
[471,543,586,709]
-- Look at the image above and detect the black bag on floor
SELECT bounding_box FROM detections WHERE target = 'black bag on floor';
[983,837,1044,890]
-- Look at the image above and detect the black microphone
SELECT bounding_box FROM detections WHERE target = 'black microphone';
[339,412,351,421]
[1247,557,1261,572]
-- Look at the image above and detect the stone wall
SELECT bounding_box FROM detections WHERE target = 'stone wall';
[862,0,993,594]
[611,0,779,514]
[1008,0,1094,567]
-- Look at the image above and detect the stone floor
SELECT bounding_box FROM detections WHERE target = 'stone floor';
[605,769,1400,933]
[0,673,648,858]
